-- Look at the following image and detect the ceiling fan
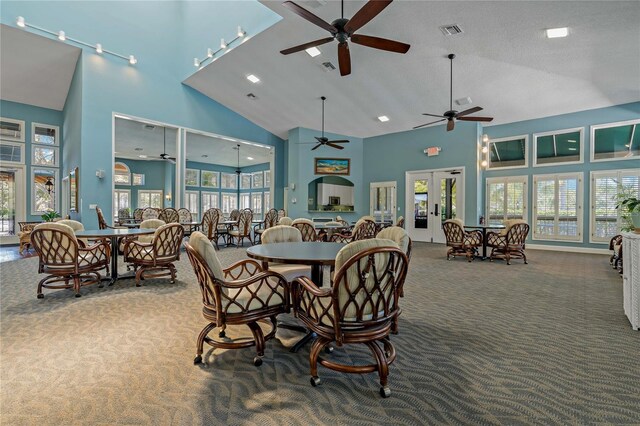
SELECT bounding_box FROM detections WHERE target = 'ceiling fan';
[307,96,349,151]
[149,127,176,164]
[414,54,494,132]
[280,0,410,76]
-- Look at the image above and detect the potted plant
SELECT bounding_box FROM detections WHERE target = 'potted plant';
[616,192,640,233]
[41,210,61,222]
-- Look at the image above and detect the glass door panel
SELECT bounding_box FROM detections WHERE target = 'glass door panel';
[414,179,428,229]
[0,170,16,236]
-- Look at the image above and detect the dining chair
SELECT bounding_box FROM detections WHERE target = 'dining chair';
[442,219,482,262]
[261,225,311,281]
[291,239,408,398]
[395,216,405,228]
[30,223,111,298]
[133,208,144,221]
[278,216,293,226]
[117,208,131,225]
[228,209,253,247]
[253,208,279,244]
[201,208,224,249]
[96,206,126,230]
[292,218,318,242]
[159,208,180,224]
[330,219,376,243]
[184,231,289,366]
[141,208,160,221]
[487,220,530,265]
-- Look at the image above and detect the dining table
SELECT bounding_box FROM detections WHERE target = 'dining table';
[463,224,506,260]
[246,241,345,352]
[75,228,155,285]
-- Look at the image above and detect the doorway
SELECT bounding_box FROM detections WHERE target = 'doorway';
[405,168,464,243]
[0,165,26,244]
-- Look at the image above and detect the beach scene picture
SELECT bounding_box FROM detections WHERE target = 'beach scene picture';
[315,158,350,175]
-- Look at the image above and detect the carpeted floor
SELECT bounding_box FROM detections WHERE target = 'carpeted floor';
[1,243,639,425]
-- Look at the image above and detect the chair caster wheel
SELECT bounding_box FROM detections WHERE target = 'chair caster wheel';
[253,357,263,367]
[219,331,226,338]
[37,294,44,299]
[194,355,202,365]
[310,376,321,387]
[380,386,391,398]
[75,293,82,298]
[324,346,334,354]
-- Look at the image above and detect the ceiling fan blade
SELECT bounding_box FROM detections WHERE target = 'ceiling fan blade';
[457,116,494,122]
[282,1,337,34]
[311,143,322,150]
[327,140,349,143]
[413,119,446,129]
[447,119,455,131]
[326,142,345,150]
[314,136,326,142]
[456,106,483,117]
[338,42,351,76]
[344,0,393,35]
[280,37,335,55]
[422,113,446,118]
[350,34,410,54]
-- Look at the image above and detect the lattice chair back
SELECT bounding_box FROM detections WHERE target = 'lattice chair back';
[201,209,216,239]
[133,208,144,220]
[152,223,184,261]
[96,206,108,229]
[264,209,279,229]
[506,222,529,246]
[31,223,79,267]
[396,216,405,228]
[277,209,286,220]
[442,219,465,245]
[292,219,317,242]
[352,219,377,241]
[229,209,241,221]
[142,208,159,220]
[237,209,253,236]
[159,208,180,223]
[262,225,302,244]
[118,208,131,221]
[278,216,293,226]
[177,208,192,223]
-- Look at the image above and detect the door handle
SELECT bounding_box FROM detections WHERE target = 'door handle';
[434,204,439,216]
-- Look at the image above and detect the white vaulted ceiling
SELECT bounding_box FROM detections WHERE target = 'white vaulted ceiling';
[184,0,640,139]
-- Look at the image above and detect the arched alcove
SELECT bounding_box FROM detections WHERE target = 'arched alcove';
[308,176,354,212]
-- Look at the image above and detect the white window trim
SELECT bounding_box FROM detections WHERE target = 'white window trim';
[487,134,529,170]
[590,118,640,163]
[221,172,237,190]
[252,171,264,189]
[532,172,583,242]
[132,173,145,186]
[201,170,219,188]
[533,127,584,167]
[31,145,59,167]
[221,193,238,213]
[137,190,163,208]
[201,191,219,210]
[0,117,25,142]
[31,122,60,146]
[0,141,25,164]
[186,168,201,187]
[114,189,131,218]
[114,161,131,186]
[264,170,271,188]
[485,175,528,223]
[185,190,200,213]
[589,168,640,244]
[240,173,252,190]
[251,192,263,212]
[31,166,59,215]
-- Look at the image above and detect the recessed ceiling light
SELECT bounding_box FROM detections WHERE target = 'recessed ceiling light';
[138,154,148,158]
[305,47,321,57]
[247,156,254,160]
[246,74,260,83]
[546,27,568,38]
[378,115,390,122]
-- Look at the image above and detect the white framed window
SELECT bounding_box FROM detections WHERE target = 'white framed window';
[201,170,219,188]
[138,190,163,208]
[264,170,271,188]
[0,141,25,164]
[590,169,640,243]
[31,167,58,215]
[264,191,271,211]
[487,135,528,170]
[0,118,25,142]
[533,127,583,167]
[252,172,264,189]
[591,119,640,162]
[113,189,131,218]
[532,172,583,242]
[240,173,251,189]
[251,192,263,216]
[132,173,145,186]
[201,192,219,211]
[31,123,59,146]
[222,193,237,214]
[240,193,250,209]
[221,172,237,189]
[485,176,528,223]
[186,169,200,187]
[32,145,59,167]
[185,190,199,217]
[114,162,131,185]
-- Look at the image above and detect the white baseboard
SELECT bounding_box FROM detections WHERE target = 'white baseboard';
[526,244,609,255]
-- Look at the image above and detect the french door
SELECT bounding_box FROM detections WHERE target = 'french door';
[406,169,463,243]
[0,166,26,244]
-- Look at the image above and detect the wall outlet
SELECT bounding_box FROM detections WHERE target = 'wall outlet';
[89,204,97,210]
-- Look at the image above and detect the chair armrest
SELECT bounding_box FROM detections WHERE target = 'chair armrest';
[219,270,289,314]
[329,233,352,243]
[223,259,263,280]
[78,241,111,264]
[123,239,153,259]
[291,276,334,327]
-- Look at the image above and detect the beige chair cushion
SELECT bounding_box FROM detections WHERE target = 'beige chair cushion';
[189,232,225,291]
[262,225,302,244]
[292,218,314,227]
[334,238,399,322]
[57,219,90,247]
[446,218,464,228]
[376,226,410,254]
[499,218,527,236]
[266,264,311,283]
[139,219,165,243]
[278,217,293,226]
[33,222,78,262]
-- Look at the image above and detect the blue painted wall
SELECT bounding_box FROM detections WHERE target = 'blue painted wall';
[286,127,364,221]
[1,1,285,228]
[0,100,64,221]
[114,158,172,211]
[483,101,640,249]
[61,57,83,221]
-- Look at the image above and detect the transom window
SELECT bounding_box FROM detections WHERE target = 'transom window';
[240,173,251,190]
[0,142,24,164]
[252,172,264,189]
[201,170,218,188]
[221,173,237,190]
[487,135,528,170]
[114,162,131,185]
[532,172,583,242]
[486,176,528,223]
[591,119,640,162]
[32,146,59,167]
[534,127,583,166]
[590,169,640,243]
[0,118,25,142]
[32,123,59,146]
[186,169,200,187]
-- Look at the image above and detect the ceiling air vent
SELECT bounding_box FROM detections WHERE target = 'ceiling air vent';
[321,61,336,72]
[439,24,463,36]
[246,93,257,100]
[143,124,156,130]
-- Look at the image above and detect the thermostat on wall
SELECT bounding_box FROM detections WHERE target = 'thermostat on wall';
[424,147,441,156]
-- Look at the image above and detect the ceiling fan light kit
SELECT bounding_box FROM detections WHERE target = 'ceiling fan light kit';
[280,0,410,76]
